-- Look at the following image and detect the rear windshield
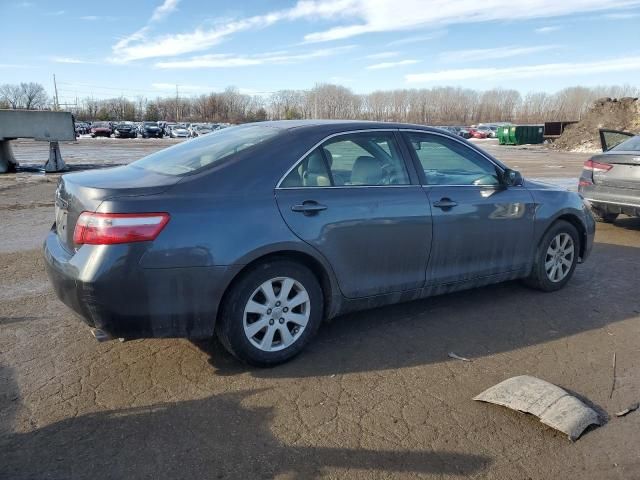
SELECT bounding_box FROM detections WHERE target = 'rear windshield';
[610,135,640,152]
[131,124,281,176]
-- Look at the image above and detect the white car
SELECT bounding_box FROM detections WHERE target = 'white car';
[169,126,190,138]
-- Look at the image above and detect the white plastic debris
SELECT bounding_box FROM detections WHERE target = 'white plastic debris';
[448,352,472,362]
[474,375,601,441]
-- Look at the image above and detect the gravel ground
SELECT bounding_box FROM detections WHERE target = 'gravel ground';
[1,137,639,479]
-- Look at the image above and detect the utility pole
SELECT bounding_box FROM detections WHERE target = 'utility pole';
[53,74,60,111]
[175,84,179,122]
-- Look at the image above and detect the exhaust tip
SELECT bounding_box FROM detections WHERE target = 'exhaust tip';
[90,328,113,342]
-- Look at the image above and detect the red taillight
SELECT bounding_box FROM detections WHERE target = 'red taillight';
[73,212,170,245]
[578,179,593,187]
[583,159,613,172]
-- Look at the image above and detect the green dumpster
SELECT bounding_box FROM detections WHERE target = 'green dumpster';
[497,126,510,145]
[500,125,545,145]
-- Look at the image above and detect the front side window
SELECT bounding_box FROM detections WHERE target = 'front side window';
[406,132,501,186]
[280,132,410,187]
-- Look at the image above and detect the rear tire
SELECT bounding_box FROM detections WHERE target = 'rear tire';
[216,260,323,366]
[523,220,580,292]
[591,207,618,223]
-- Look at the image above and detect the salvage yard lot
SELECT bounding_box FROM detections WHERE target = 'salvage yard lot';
[1,137,639,479]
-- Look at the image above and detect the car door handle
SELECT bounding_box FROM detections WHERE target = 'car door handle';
[291,201,328,215]
[433,198,458,209]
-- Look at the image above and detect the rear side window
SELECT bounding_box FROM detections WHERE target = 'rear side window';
[132,125,280,176]
[280,132,410,187]
[406,133,500,186]
[610,135,640,152]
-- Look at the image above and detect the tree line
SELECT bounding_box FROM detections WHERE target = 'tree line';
[1,81,638,125]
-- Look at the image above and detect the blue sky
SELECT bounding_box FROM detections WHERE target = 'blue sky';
[1,0,640,103]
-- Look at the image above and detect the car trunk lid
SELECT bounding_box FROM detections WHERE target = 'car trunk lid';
[592,153,640,191]
[55,165,180,251]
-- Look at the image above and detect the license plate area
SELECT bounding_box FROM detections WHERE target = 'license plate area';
[55,204,68,239]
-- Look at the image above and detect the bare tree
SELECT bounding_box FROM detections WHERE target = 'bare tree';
[43,80,640,126]
[0,84,24,109]
[20,82,49,109]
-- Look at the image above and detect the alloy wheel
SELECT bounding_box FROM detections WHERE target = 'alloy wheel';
[545,233,575,283]
[243,277,310,352]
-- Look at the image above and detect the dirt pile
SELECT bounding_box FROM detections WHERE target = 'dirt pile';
[554,97,640,152]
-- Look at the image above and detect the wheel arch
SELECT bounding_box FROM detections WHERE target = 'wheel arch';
[217,248,340,329]
[542,213,587,260]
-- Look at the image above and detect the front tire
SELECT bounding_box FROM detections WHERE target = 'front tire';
[216,260,323,366]
[524,220,580,292]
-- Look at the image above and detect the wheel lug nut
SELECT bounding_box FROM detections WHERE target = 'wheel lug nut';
[275,301,281,307]
[279,318,284,324]
[267,309,272,314]
[283,307,288,313]
[269,319,274,325]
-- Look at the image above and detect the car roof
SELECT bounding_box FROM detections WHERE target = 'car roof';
[252,119,448,134]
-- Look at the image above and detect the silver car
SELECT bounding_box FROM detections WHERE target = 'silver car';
[579,129,640,222]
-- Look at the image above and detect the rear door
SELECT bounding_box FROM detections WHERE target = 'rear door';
[401,131,536,285]
[275,130,432,299]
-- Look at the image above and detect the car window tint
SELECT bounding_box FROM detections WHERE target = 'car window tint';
[610,135,640,152]
[323,133,410,186]
[406,133,500,186]
[281,148,331,187]
[132,124,280,176]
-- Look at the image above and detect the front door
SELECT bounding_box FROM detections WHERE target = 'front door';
[276,131,432,298]
[402,131,536,285]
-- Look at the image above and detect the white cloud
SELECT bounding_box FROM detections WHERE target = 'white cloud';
[301,0,640,42]
[150,0,180,22]
[365,51,399,59]
[111,0,349,62]
[51,57,89,64]
[112,0,640,62]
[535,25,561,33]
[111,0,184,62]
[386,31,447,46]
[604,11,640,17]
[44,10,65,16]
[366,59,420,70]
[439,45,556,63]
[155,46,355,69]
[405,56,640,83]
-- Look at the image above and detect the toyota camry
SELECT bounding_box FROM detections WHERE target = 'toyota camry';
[44,121,595,366]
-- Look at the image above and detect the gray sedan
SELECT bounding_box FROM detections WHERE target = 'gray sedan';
[44,121,595,366]
[578,129,640,222]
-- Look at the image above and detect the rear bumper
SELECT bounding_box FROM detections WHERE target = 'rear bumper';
[579,184,640,217]
[43,229,233,340]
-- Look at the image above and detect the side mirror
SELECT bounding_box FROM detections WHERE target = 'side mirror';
[503,168,523,187]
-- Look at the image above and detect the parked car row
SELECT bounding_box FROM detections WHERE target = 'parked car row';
[437,123,509,139]
[74,120,230,139]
